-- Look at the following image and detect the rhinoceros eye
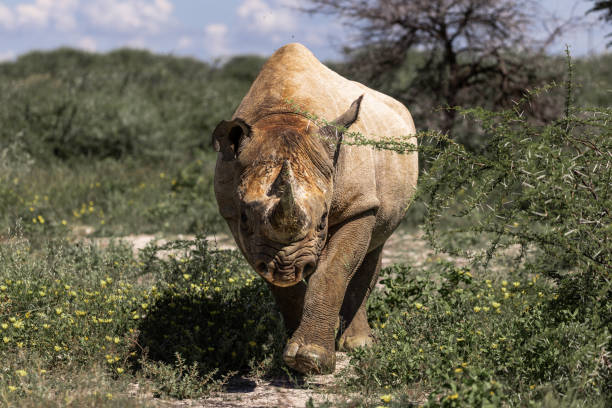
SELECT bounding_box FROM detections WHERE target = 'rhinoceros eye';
[240,210,251,234]
[317,211,328,231]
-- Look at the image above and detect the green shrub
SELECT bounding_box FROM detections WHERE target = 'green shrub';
[136,236,286,375]
[0,48,256,163]
[0,233,284,404]
[335,53,611,407]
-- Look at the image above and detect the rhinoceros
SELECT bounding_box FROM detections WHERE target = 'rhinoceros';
[212,43,418,374]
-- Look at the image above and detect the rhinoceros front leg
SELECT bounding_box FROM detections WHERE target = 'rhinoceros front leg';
[268,281,306,334]
[283,212,376,374]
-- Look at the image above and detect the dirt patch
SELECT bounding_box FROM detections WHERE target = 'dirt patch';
[197,356,351,408]
[130,353,354,408]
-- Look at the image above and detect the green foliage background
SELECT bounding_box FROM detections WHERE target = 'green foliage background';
[0,48,610,407]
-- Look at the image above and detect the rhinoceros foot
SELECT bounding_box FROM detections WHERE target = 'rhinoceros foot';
[337,334,374,351]
[283,342,335,374]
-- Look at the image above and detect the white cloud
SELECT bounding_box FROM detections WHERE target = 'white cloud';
[177,36,193,50]
[83,0,173,34]
[237,0,296,33]
[0,3,15,29]
[0,0,78,31]
[77,36,97,52]
[0,0,176,35]
[0,49,15,62]
[204,23,230,56]
[126,37,146,49]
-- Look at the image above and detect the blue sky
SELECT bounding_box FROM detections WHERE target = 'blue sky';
[0,0,608,63]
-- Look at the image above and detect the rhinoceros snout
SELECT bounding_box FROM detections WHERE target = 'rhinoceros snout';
[255,257,316,287]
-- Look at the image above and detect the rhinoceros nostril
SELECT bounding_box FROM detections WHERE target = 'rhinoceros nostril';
[302,261,315,277]
[255,261,268,276]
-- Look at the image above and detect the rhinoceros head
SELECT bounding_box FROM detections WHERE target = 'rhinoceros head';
[213,96,363,287]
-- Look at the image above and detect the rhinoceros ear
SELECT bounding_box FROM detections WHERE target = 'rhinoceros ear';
[212,119,250,161]
[320,95,363,165]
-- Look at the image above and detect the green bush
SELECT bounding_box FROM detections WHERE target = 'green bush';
[334,53,611,408]
[136,237,286,375]
[345,260,610,407]
[0,232,284,404]
[0,48,257,163]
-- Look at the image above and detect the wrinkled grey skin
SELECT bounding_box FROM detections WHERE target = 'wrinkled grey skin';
[212,43,418,374]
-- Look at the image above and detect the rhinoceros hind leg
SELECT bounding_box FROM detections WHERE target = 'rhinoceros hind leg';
[337,245,382,351]
[337,307,374,351]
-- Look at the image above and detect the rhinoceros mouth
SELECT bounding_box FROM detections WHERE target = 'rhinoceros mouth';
[253,241,319,287]
[255,255,317,287]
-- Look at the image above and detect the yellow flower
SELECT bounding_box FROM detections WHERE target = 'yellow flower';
[61,220,67,226]
[38,215,45,224]
[183,274,191,280]
[473,306,481,312]
[54,345,62,352]
[15,369,27,377]
[55,308,62,315]
[447,393,459,400]
[12,320,24,329]
[513,281,520,287]
[491,343,498,349]
[491,301,501,309]
[249,341,256,347]
[380,394,392,403]
[106,393,113,400]
[1,323,8,329]
[116,368,124,374]
[454,367,463,373]
[3,336,10,343]
[8,385,17,392]
[414,302,423,310]
[0,285,6,291]
[501,280,507,286]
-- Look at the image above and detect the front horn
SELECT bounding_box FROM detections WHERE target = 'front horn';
[269,160,306,233]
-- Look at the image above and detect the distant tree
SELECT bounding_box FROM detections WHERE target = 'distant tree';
[303,0,569,137]
[588,0,612,47]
